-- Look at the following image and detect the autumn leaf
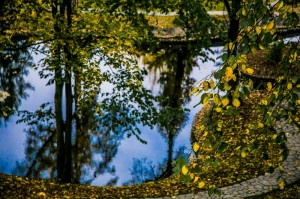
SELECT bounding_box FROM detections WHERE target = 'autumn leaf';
[215,107,222,112]
[222,97,229,107]
[38,192,46,197]
[275,1,284,11]
[194,176,199,183]
[241,151,247,158]
[224,67,236,82]
[214,94,221,105]
[209,79,215,88]
[228,42,234,50]
[182,165,188,175]
[203,81,209,91]
[245,68,254,75]
[267,82,272,92]
[189,87,199,95]
[245,129,250,135]
[193,143,200,152]
[258,122,264,128]
[260,99,268,105]
[255,26,261,35]
[265,20,274,30]
[198,181,205,188]
[224,82,231,91]
[279,180,285,189]
[287,82,292,90]
[232,98,240,108]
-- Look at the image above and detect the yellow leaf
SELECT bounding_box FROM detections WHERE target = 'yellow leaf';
[241,151,247,158]
[228,42,234,50]
[189,173,195,179]
[232,98,241,108]
[256,26,262,35]
[210,79,215,88]
[259,44,265,50]
[245,129,250,135]
[279,165,284,170]
[267,82,272,91]
[203,131,208,137]
[247,26,251,32]
[224,67,236,82]
[189,87,199,95]
[224,82,231,91]
[193,143,200,152]
[296,100,300,105]
[287,82,292,90]
[275,1,284,11]
[279,180,285,189]
[260,99,268,105]
[198,181,205,188]
[215,107,222,112]
[203,96,209,106]
[203,81,209,91]
[235,146,241,151]
[266,21,275,30]
[258,122,264,128]
[222,97,229,107]
[182,165,188,175]
[194,176,199,183]
[245,68,254,75]
[214,94,221,105]
[242,8,247,16]
[38,192,46,197]
[272,134,278,139]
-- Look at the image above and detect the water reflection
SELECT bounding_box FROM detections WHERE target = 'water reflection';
[0,42,34,124]
[0,39,220,185]
[14,101,122,185]
[142,44,201,178]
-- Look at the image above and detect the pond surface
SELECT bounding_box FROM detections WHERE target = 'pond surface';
[0,45,222,186]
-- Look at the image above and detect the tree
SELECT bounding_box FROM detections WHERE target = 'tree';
[1,0,163,183]
[179,0,300,191]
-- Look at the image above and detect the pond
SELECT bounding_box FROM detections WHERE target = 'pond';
[0,43,222,186]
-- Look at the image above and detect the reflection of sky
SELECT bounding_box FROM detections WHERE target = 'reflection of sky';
[0,47,222,186]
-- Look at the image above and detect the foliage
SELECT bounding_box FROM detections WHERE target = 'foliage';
[185,91,287,188]
[0,41,34,124]
[184,0,300,191]
[0,0,167,183]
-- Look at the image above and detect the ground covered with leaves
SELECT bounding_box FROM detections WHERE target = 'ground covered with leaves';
[189,90,287,187]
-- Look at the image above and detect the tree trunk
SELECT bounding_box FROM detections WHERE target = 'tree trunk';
[52,0,65,182]
[224,0,241,94]
[62,0,73,183]
[165,131,174,177]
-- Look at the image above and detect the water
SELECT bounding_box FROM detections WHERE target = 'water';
[0,45,222,186]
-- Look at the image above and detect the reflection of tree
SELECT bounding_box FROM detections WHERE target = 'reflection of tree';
[143,44,198,177]
[0,43,33,123]
[15,102,122,185]
[124,145,189,185]
[0,0,33,123]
